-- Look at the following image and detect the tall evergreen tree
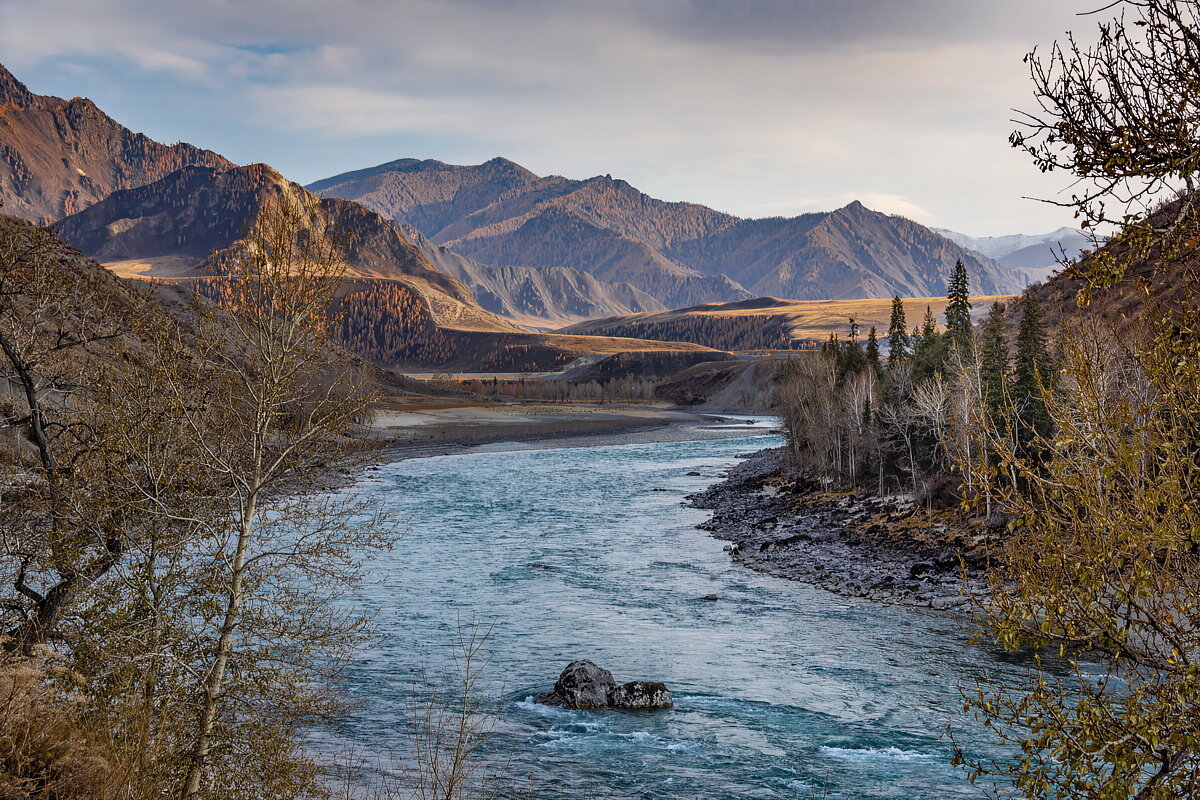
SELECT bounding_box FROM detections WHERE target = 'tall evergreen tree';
[944,259,973,356]
[921,304,937,341]
[886,296,909,364]
[978,301,1009,414]
[865,326,881,370]
[1013,293,1053,446]
[912,304,946,383]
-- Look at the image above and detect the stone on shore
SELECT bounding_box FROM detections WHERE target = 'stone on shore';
[533,660,673,710]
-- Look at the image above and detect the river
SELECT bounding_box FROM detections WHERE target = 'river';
[336,418,1024,799]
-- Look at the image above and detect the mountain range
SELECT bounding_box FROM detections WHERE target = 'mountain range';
[310,158,1029,308]
[49,160,718,370]
[0,60,1058,369]
[934,226,1091,285]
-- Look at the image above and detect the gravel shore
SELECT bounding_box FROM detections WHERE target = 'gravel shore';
[689,448,993,609]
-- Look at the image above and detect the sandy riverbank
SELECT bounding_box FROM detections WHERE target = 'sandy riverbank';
[369,397,773,461]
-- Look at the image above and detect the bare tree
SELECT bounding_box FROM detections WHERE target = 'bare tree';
[169,193,394,800]
[1012,0,1200,287]
[0,217,140,651]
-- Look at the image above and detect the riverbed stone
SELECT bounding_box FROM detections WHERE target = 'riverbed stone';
[610,681,673,709]
[533,661,673,710]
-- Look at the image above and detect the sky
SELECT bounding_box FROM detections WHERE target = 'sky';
[0,0,1098,236]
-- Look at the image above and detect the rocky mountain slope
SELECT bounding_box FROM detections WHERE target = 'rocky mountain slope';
[399,224,664,329]
[311,158,1027,305]
[55,163,513,334]
[54,162,716,369]
[0,63,232,223]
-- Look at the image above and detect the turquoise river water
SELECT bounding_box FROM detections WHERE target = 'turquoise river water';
[336,418,1028,799]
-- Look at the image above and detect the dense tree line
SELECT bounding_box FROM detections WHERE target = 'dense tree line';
[578,313,804,351]
[779,259,1052,502]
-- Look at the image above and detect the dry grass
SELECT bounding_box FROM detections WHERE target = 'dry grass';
[0,654,128,800]
[565,295,1014,344]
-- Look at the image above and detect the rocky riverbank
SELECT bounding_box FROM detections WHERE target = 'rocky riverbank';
[689,448,995,609]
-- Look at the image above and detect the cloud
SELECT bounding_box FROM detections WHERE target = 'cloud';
[0,0,1093,234]
[251,85,465,136]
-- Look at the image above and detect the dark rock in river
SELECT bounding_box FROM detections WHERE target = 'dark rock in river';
[534,660,673,710]
[609,681,673,709]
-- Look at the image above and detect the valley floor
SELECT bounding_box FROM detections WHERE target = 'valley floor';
[369,397,765,460]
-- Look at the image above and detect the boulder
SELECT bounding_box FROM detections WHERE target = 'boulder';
[533,660,673,710]
[609,681,673,709]
[534,660,615,709]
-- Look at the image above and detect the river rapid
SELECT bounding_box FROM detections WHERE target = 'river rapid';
[336,418,1026,799]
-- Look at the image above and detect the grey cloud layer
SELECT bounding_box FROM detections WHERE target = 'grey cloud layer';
[0,0,1089,234]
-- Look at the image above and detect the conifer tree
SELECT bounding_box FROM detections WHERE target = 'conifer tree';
[944,259,973,356]
[921,305,937,340]
[912,304,946,383]
[1013,293,1053,445]
[865,326,880,370]
[978,301,1008,414]
[886,296,909,364]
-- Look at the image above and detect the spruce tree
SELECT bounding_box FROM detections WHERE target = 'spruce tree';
[886,296,909,364]
[912,305,946,383]
[1013,293,1053,446]
[921,304,937,340]
[944,259,973,356]
[978,301,1008,414]
[865,326,880,370]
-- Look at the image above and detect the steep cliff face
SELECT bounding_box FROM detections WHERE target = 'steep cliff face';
[0,63,233,223]
[312,158,1027,305]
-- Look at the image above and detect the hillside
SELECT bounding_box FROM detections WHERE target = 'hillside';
[0,63,233,223]
[311,157,1028,305]
[54,163,516,335]
[562,294,1011,350]
[1015,211,1200,337]
[399,223,665,329]
[53,163,717,370]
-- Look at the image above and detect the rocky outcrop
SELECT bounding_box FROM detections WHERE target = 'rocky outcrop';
[534,660,673,710]
[0,63,233,223]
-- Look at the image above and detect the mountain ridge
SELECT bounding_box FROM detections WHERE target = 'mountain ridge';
[0,63,234,223]
[310,158,1027,305]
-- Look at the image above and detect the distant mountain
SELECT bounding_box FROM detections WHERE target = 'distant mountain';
[54,163,715,370]
[935,226,1092,284]
[0,63,233,223]
[311,158,1028,304]
[399,224,665,329]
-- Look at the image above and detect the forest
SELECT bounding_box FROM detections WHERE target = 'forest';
[570,313,807,351]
